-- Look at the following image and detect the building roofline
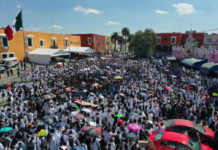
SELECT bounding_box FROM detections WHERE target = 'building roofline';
[157,32,205,34]
[72,33,107,36]
[0,28,79,36]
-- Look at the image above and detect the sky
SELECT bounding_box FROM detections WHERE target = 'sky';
[1,0,218,36]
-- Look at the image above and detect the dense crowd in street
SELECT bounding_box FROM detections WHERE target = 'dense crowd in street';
[0,56,217,150]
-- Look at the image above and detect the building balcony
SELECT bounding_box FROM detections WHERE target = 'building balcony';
[51,45,58,49]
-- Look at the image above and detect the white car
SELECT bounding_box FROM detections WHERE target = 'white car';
[0,67,5,74]
[0,57,18,68]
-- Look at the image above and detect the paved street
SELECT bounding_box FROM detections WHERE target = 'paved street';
[0,64,31,84]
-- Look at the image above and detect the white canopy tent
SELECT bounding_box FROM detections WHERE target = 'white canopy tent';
[65,47,96,54]
[28,48,69,65]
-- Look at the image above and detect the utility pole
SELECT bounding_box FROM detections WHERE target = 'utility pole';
[68,34,71,63]
[21,8,27,81]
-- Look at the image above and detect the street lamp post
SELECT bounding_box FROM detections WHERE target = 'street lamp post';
[68,35,72,63]
[122,45,125,86]
[69,43,71,63]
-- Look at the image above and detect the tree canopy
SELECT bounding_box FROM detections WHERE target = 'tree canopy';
[111,32,119,51]
[122,27,130,52]
[129,29,157,58]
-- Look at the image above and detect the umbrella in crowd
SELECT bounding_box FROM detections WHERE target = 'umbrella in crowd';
[81,126,102,135]
[170,75,176,78]
[65,88,71,92]
[0,127,13,133]
[212,92,218,97]
[43,94,52,100]
[55,122,67,128]
[90,127,102,135]
[71,103,78,108]
[89,121,97,127]
[116,113,123,118]
[150,79,154,84]
[164,86,172,90]
[28,123,35,128]
[74,113,85,120]
[92,83,99,88]
[38,129,46,137]
[119,93,125,96]
[71,146,87,150]
[114,76,122,80]
[127,123,142,133]
[44,117,54,125]
[81,108,92,114]
[81,126,92,132]
[190,83,196,86]
[138,92,148,99]
[60,94,67,99]
[35,120,45,126]
[186,85,191,90]
[84,128,99,136]
[124,132,138,141]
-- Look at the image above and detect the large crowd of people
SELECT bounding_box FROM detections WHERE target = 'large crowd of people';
[0,56,217,150]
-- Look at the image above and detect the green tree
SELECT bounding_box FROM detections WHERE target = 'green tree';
[121,27,130,52]
[118,35,123,51]
[129,29,157,58]
[111,32,119,52]
[193,38,200,48]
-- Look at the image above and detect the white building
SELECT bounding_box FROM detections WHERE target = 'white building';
[204,33,218,49]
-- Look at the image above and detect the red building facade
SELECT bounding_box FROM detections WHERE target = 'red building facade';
[156,32,204,52]
[73,34,106,52]
[181,33,204,45]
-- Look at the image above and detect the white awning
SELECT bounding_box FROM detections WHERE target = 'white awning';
[166,56,176,61]
[65,47,96,54]
[28,48,69,56]
[28,48,69,65]
[200,62,218,74]
[181,58,207,68]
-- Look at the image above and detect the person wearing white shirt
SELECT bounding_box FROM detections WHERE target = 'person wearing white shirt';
[105,129,112,143]
[110,139,116,150]
[148,112,154,121]
[33,135,41,150]
[14,141,25,150]
[0,142,4,150]
[92,138,100,150]
[20,118,25,128]
[49,135,58,150]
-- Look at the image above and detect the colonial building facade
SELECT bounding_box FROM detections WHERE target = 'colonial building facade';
[73,34,106,53]
[156,32,204,52]
[0,29,81,61]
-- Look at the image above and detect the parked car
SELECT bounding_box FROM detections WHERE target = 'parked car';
[0,57,18,68]
[0,67,5,74]
[148,131,213,150]
[0,84,7,90]
[158,119,214,146]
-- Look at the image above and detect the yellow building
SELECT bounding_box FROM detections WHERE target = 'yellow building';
[105,36,113,54]
[0,29,81,61]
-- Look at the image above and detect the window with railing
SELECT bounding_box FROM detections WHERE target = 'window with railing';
[157,37,161,44]
[88,37,92,45]
[27,37,33,48]
[65,39,69,46]
[51,39,57,48]
[1,36,9,49]
[40,39,44,47]
[171,36,176,44]
[207,38,212,43]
